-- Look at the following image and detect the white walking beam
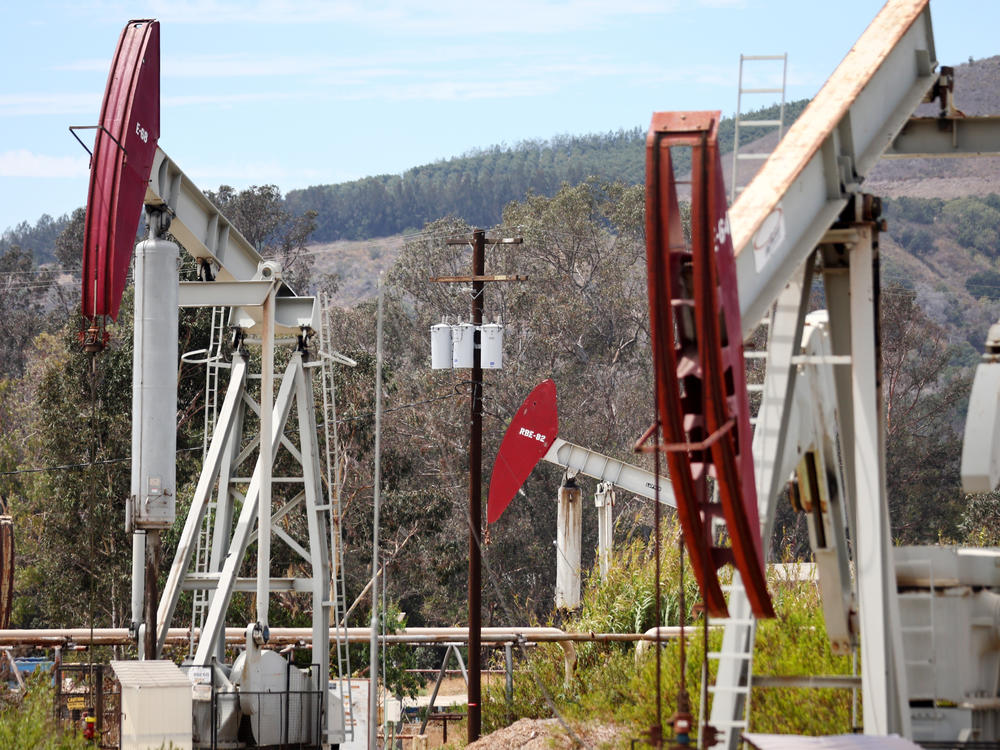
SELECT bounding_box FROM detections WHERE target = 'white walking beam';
[542,438,674,507]
[146,148,262,283]
[729,0,937,338]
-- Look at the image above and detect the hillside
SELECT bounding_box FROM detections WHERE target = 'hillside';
[286,100,809,244]
[867,54,1000,198]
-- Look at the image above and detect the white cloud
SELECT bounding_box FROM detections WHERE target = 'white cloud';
[343,78,557,102]
[0,150,90,178]
[163,91,304,107]
[0,93,100,117]
[144,0,679,33]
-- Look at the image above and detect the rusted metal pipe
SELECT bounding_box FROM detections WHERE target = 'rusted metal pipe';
[0,625,702,684]
[0,625,696,646]
[0,625,696,644]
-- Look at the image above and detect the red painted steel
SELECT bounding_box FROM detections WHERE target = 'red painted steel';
[487,379,558,524]
[643,111,774,618]
[82,19,160,322]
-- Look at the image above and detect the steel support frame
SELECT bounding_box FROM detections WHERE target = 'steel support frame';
[711,262,813,749]
[191,353,298,665]
[208,372,246,663]
[294,357,333,708]
[155,355,249,656]
[885,115,1000,157]
[824,224,910,737]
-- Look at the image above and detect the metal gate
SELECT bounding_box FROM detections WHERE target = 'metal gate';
[54,663,121,749]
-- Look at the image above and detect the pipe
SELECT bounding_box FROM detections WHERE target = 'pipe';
[369,277,385,749]
[0,625,697,646]
[0,625,700,686]
[257,285,274,629]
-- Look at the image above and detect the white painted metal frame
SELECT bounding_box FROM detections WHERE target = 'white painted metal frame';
[155,344,335,694]
[699,1,943,740]
[189,353,321,666]
[711,263,814,749]
[145,148,263,283]
[844,227,910,736]
[155,355,249,656]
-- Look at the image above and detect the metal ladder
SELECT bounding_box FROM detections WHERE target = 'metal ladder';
[701,53,789,746]
[188,305,228,655]
[700,287,775,748]
[701,574,758,748]
[729,54,788,203]
[703,301,777,749]
[318,293,354,741]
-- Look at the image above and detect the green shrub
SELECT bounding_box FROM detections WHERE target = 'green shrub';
[887,196,943,225]
[942,197,1000,255]
[482,521,854,744]
[965,269,1000,301]
[0,675,90,750]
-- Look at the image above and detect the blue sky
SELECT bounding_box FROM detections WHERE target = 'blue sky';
[2,0,998,235]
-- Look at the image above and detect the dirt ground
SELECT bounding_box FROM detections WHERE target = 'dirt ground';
[464,718,622,749]
[397,674,621,748]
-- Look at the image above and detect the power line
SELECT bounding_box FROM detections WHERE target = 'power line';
[0,446,202,478]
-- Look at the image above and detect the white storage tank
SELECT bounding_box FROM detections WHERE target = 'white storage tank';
[481,323,503,369]
[112,660,192,750]
[430,322,452,369]
[452,323,476,368]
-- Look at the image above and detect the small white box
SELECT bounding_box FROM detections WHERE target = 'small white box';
[430,323,452,369]
[481,324,503,369]
[452,323,476,368]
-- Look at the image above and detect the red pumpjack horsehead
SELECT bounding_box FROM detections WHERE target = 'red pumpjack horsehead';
[486,113,773,619]
[642,111,774,619]
[80,19,161,345]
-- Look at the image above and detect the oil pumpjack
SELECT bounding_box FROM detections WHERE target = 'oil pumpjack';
[489,1,1000,746]
[76,3,1000,749]
[80,20,348,748]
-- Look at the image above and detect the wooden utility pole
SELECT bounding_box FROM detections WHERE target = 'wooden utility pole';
[434,229,524,743]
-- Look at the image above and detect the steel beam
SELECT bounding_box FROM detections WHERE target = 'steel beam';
[178,281,320,335]
[154,356,248,656]
[827,225,910,737]
[193,356,300,665]
[146,148,262,283]
[729,0,937,337]
[180,576,317,593]
[885,116,1000,157]
[293,357,333,718]
[542,438,674,507]
[256,287,275,630]
[178,280,272,308]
